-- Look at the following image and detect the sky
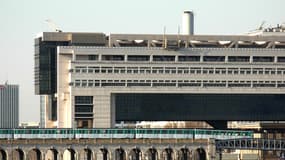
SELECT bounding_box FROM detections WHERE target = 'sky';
[0,0,284,123]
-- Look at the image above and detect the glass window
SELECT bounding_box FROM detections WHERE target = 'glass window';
[203,56,225,62]
[228,56,250,62]
[253,56,274,62]
[102,55,124,61]
[153,55,175,61]
[178,56,200,62]
[128,55,150,61]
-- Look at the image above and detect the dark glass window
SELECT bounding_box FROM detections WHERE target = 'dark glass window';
[253,56,274,62]
[115,94,285,121]
[88,55,98,60]
[128,55,150,61]
[102,55,124,61]
[228,56,250,62]
[75,96,93,119]
[203,56,225,62]
[153,55,175,61]
[178,56,200,62]
[75,96,93,104]
[277,57,285,63]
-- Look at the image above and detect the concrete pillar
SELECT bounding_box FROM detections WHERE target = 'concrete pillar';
[41,151,45,160]
[125,150,129,160]
[158,149,163,160]
[173,150,178,160]
[58,151,63,160]
[207,139,216,160]
[141,150,145,160]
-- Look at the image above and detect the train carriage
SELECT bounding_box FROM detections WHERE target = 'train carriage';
[0,129,13,139]
[135,129,194,139]
[13,128,74,139]
[0,128,253,140]
[194,129,253,140]
[75,128,135,139]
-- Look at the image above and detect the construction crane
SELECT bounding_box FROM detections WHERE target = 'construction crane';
[246,21,266,36]
[45,19,62,32]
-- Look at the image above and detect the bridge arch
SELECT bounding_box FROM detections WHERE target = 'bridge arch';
[162,147,174,160]
[193,147,206,160]
[98,147,109,160]
[129,147,141,160]
[45,147,59,160]
[0,148,7,160]
[63,147,76,160]
[145,147,158,160]
[79,147,93,160]
[27,148,41,160]
[178,147,191,160]
[12,148,25,160]
[115,147,126,160]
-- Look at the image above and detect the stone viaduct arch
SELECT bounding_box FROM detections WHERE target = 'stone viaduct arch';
[0,139,214,160]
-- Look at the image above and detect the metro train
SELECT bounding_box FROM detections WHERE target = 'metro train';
[0,128,253,140]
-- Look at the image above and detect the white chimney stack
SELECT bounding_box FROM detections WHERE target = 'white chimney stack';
[182,11,194,35]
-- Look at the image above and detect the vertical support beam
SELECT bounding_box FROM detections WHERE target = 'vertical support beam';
[41,152,45,160]
[147,40,151,48]
[218,149,222,160]
[57,53,73,128]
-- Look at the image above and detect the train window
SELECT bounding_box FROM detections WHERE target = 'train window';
[161,130,167,134]
[92,129,98,134]
[146,130,153,134]
[136,130,141,134]
[143,129,147,134]
[32,129,38,134]
[176,130,182,134]
[154,130,159,134]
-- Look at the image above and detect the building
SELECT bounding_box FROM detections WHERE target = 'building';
[35,12,285,129]
[19,121,39,128]
[0,82,19,128]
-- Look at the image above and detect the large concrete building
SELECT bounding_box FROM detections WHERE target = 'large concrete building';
[0,83,19,128]
[35,12,285,128]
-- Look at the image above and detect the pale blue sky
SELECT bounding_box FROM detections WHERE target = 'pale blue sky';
[0,0,284,122]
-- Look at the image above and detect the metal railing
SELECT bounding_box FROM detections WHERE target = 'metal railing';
[216,138,285,151]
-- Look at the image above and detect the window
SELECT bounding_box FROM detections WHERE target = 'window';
[277,57,285,63]
[76,55,98,61]
[153,55,175,61]
[203,56,225,62]
[128,55,150,61]
[102,55,124,61]
[178,56,200,62]
[88,55,98,60]
[228,56,250,62]
[75,96,93,104]
[75,80,81,87]
[253,56,274,62]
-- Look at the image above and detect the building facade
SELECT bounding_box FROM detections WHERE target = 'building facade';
[35,32,285,129]
[0,83,19,128]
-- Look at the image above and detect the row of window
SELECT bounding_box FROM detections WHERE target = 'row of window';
[75,54,285,63]
[72,66,285,75]
[71,79,285,88]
